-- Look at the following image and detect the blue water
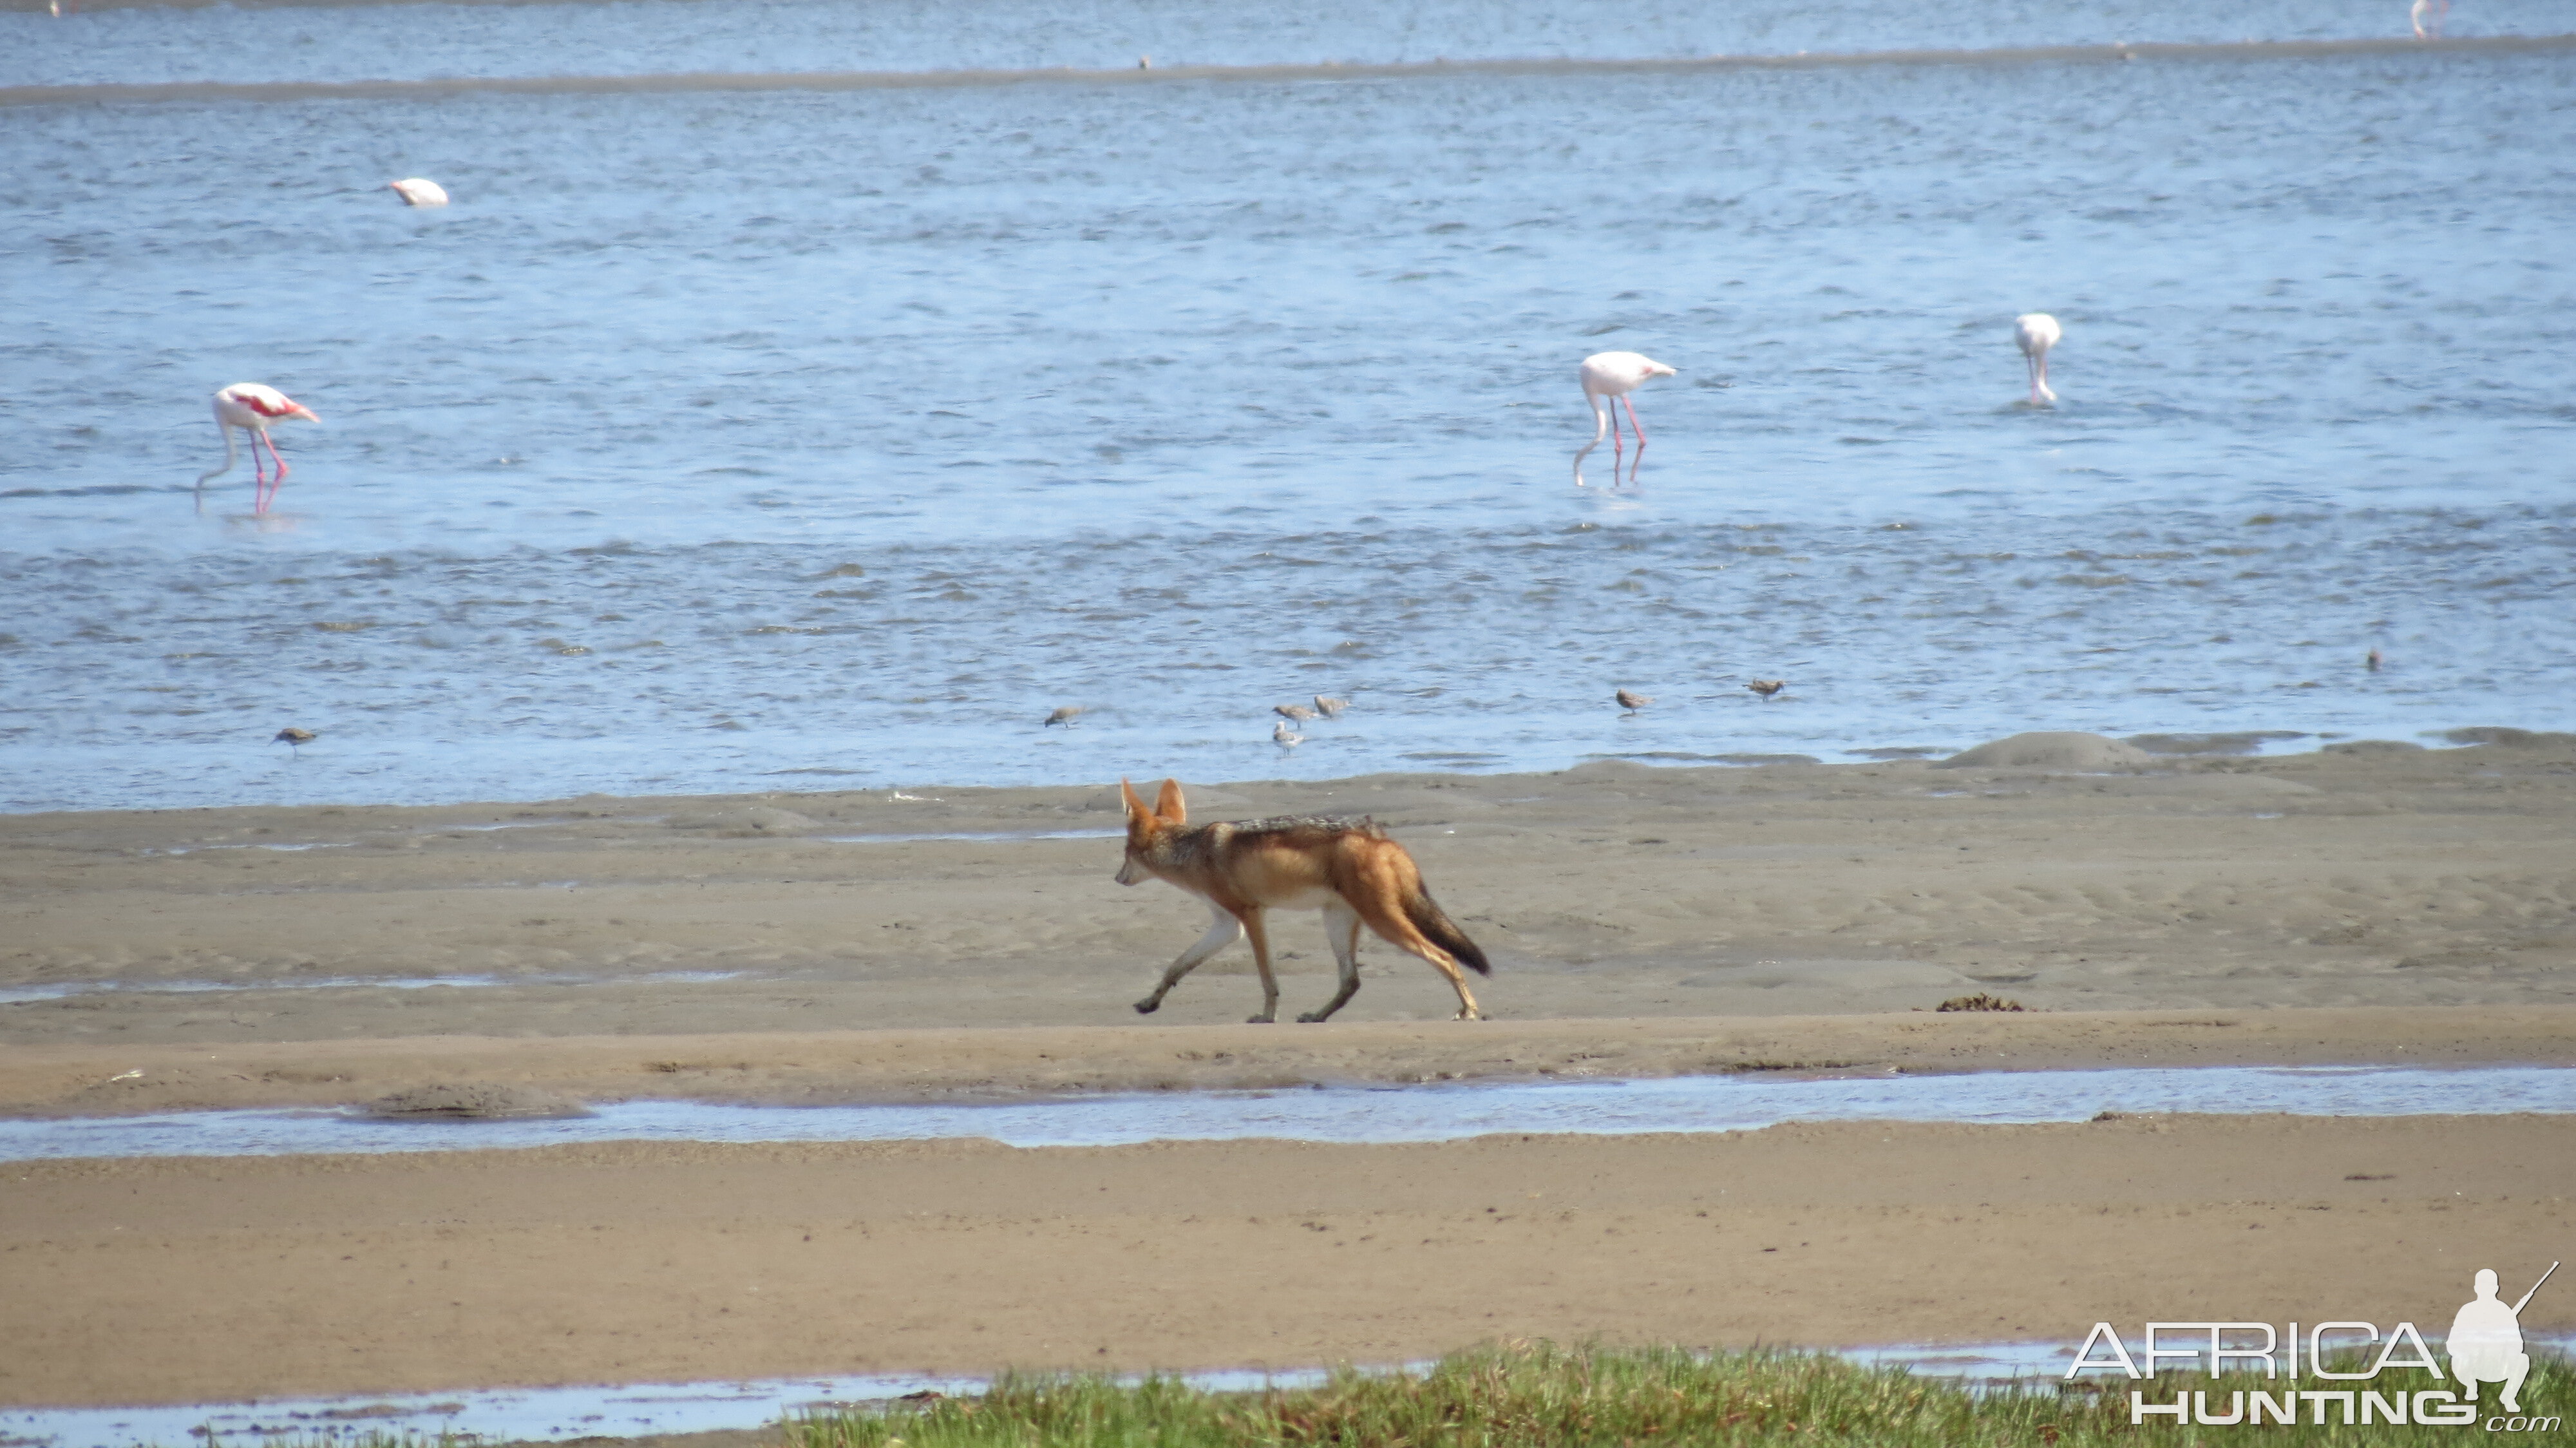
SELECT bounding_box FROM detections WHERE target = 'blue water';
[4,2,2571,812]
[5,1065,2569,1160]
[6,0,2570,88]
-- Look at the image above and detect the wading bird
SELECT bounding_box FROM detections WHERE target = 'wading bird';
[1747,679,1786,700]
[2014,314,2061,405]
[1274,703,1317,724]
[388,178,449,207]
[1573,351,1676,487]
[198,383,319,513]
[1615,688,1653,713]
[2410,0,2447,37]
[1043,706,1083,728]
[1312,694,1349,719]
[1272,719,1304,748]
[272,727,317,755]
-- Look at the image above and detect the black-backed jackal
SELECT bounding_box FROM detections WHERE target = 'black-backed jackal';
[1114,777,1491,1024]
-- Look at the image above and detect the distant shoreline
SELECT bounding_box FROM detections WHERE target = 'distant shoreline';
[6,32,2571,109]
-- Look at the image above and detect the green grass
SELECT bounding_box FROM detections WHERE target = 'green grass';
[782,1339,2572,1448]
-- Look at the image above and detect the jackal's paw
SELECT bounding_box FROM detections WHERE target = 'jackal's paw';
[1295,1010,1328,1024]
[1133,999,1160,1015]
[1246,1013,1276,1024]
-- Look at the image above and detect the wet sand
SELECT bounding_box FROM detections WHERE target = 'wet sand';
[3,738,2573,1407]
[5,1116,2572,1407]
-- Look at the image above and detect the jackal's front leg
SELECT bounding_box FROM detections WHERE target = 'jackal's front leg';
[1133,905,1242,1016]
[1240,907,1280,1024]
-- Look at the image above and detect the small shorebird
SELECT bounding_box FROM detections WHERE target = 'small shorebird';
[1274,703,1317,723]
[1043,705,1083,728]
[2366,648,2383,672]
[272,727,317,755]
[1272,719,1304,747]
[1574,351,1677,487]
[1615,689,1653,712]
[199,383,319,513]
[2014,314,2061,405]
[388,178,449,207]
[1746,679,1786,700]
[1312,694,1349,719]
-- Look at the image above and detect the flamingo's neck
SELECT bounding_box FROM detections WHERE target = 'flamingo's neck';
[197,424,239,486]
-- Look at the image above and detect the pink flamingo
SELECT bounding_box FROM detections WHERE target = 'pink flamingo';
[1572,350,1676,487]
[387,178,449,207]
[2014,314,2061,405]
[197,383,319,513]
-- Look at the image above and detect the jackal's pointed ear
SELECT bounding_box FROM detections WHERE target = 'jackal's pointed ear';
[1153,777,1187,824]
[1119,777,1153,824]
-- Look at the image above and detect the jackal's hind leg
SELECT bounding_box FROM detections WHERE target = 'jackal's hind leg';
[1298,900,1366,1024]
[1417,948,1482,1020]
[1134,905,1242,1015]
[1351,890,1484,1022]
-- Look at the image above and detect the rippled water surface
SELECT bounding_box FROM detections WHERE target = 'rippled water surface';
[8,0,2570,88]
[5,1,2571,812]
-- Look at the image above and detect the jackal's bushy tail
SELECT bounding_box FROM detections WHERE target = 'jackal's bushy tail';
[1407,890,1490,976]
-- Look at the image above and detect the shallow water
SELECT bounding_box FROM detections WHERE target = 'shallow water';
[5,5,2571,814]
[6,1065,2570,1161]
[818,826,1122,844]
[0,967,741,1006]
[8,0,2568,89]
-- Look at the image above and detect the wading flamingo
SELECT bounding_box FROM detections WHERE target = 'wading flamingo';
[1573,350,1676,487]
[2014,314,2061,405]
[198,383,319,513]
[2410,0,2447,37]
[388,178,449,207]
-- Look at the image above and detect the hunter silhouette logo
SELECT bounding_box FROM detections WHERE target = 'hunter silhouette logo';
[2067,1260,2559,1429]
[2450,1262,2554,1415]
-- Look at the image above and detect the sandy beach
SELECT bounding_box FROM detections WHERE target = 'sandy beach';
[3,735,2573,1409]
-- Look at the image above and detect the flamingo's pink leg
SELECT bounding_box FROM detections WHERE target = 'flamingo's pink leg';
[249,431,283,511]
[1622,395,1649,483]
